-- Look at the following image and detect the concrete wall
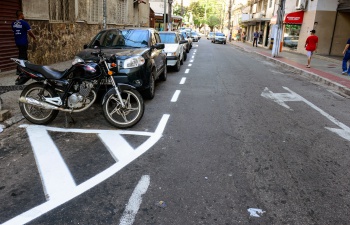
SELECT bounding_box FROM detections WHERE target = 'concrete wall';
[331,12,350,56]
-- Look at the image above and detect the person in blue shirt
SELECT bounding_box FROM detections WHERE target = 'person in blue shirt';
[342,38,350,75]
[12,10,36,60]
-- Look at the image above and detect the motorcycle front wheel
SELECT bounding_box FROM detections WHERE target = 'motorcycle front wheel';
[102,89,144,128]
[19,83,59,125]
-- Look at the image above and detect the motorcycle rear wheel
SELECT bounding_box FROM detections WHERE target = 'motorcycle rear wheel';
[103,89,144,128]
[19,83,59,125]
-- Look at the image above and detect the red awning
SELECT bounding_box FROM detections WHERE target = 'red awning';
[269,11,304,25]
[284,11,304,24]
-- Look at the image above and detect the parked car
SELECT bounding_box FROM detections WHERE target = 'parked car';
[212,32,226,44]
[207,32,214,40]
[159,31,188,72]
[191,31,199,42]
[283,36,299,48]
[179,31,192,53]
[77,28,167,99]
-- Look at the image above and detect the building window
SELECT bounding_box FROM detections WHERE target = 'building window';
[116,0,126,24]
[89,0,102,23]
[49,0,70,22]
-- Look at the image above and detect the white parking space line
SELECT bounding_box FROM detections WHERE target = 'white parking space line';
[4,115,170,225]
[185,69,190,74]
[190,60,194,62]
[180,77,186,84]
[191,55,195,59]
[188,64,192,67]
[119,175,150,225]
[171,90,181,102]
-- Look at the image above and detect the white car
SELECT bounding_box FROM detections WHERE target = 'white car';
[159,31,188,72]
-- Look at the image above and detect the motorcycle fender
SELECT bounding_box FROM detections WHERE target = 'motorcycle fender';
[102,84,135,105]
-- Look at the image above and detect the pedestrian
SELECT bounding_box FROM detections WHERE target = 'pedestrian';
[12,10,36,61]
[304,29,318,68]
[253,29,259,47]
[341,37,350,75]
[242,32,246,43]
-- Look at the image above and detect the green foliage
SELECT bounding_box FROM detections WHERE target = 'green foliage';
[206,15,220,31]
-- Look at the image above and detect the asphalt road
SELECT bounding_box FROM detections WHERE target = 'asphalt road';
[1,39,350,225]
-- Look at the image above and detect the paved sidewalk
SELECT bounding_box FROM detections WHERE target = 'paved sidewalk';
[228,40,350,96]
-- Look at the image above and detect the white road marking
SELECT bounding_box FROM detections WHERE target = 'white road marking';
[191,55,195,59]
[188,64,192,67]
[171,90,181,102]
[190,60,194,62]
[248,208,265,217]
[3,115,170,225]
[180,77,186,84]
[119,175,150,225]
[261,87,350,142]
[185,69,189,74]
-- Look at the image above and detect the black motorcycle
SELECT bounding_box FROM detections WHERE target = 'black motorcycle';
[11,41,144,128]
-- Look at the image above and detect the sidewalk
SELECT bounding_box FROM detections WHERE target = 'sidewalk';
[228,40,350,96]
[0,60,72,130]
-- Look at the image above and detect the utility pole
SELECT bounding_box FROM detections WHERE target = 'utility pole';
[272,0,285,57]
[228,0,232,41]
[168,0,173,31]
[103,0,107,29]
[163,0,167,30]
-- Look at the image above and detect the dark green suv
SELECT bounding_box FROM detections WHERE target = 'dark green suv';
[77,28,167,99]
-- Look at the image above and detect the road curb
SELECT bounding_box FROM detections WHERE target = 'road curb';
[231,43,350,97]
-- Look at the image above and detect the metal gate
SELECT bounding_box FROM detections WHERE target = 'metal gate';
[0,0,21,73]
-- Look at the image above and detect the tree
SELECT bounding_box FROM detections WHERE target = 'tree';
[206,15,220,31]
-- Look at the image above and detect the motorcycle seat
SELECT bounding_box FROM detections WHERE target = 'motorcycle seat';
[25,62,66,79]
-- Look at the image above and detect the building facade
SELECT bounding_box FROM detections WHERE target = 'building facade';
[234,0,350,57]
[0,0,150,73]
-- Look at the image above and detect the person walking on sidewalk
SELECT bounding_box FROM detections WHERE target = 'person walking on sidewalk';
[12,10,36,60]
[341,37,350,75]
[304,29,318,68]
[253,30,259,47]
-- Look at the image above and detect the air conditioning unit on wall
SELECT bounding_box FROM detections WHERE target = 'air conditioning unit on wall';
[296,0,306,10]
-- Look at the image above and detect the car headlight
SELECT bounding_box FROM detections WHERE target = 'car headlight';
[167,52,177,56]
[72,56,84,65]
[123,56,145,68]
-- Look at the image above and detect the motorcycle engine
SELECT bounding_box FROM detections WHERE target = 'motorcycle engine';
[68,81,94,109]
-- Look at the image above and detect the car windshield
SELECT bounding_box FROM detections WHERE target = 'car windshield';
[191,32,197,36]
[216,33,225,36]
[89,29,149,48]
[159,33,177,43]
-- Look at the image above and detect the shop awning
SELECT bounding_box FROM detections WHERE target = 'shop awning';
[270,11,304,25]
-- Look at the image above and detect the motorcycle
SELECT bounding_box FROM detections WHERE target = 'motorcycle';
[11,40,144,129]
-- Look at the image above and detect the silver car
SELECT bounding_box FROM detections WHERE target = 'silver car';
[191,31,199,42]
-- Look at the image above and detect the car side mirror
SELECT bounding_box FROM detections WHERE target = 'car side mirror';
[93,40,101,47]
[83,44,88,49]
[152,43,165,50]
[180,40,188,44]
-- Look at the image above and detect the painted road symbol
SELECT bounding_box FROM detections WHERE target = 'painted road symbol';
[2,114,170,225]
[261,87,350,142]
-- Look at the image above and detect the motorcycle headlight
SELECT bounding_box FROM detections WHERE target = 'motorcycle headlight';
[72,56,85,65]
[123,56,145,68]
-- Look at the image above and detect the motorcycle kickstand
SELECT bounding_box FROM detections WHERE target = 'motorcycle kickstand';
[64,112,75,127]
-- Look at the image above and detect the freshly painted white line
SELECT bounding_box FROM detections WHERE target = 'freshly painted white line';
[261,87,350,142]
[248,208,265,217]
[191,55,195,59]
[190,60,194,62]
[119,175,150,225]
[4,115,170,225]
[188,64,192,67]
[171,90,181,102]
[180,77,186,84]
[26,126,76,201]
[185,69,190,74]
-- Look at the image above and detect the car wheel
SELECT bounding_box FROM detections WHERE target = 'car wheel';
[143,69,156,99]
[174,58,181,72]
[183,51,187,61]
[180,54,184,65]
[159,63,167,81]
[186,45,190,53]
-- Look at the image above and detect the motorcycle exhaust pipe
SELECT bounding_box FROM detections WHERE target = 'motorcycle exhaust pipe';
[19,97,71,112]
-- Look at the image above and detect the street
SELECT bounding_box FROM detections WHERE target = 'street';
[2,39,350,225]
